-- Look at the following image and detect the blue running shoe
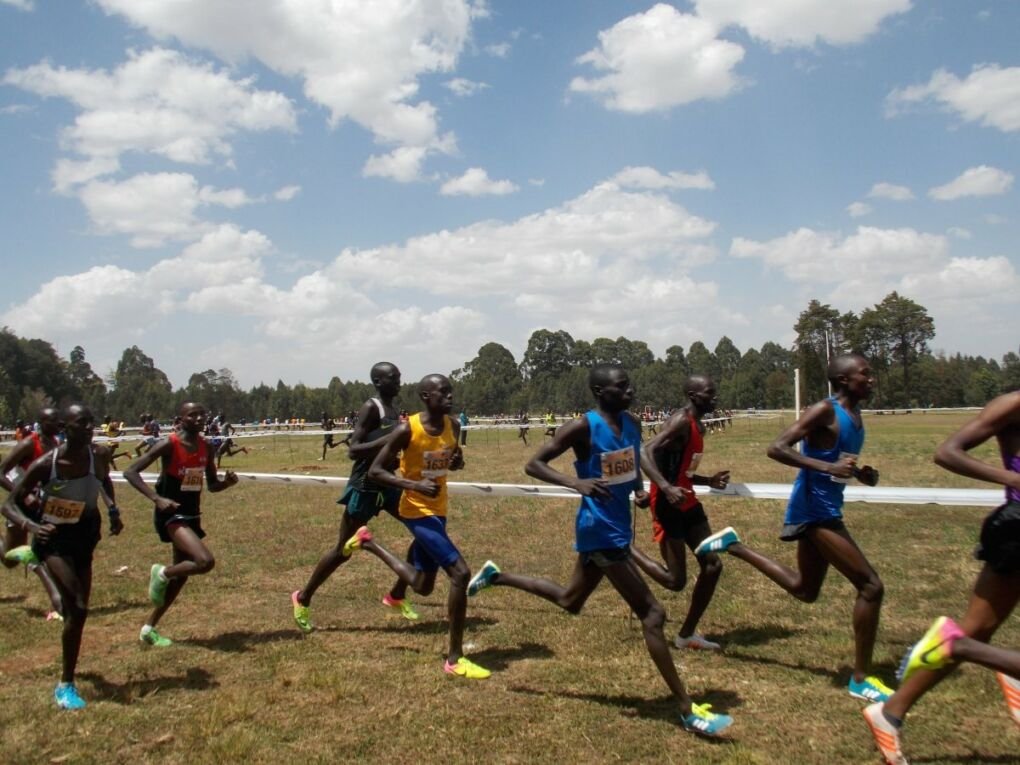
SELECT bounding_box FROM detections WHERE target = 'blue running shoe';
[682,703,733,736]
[848,675,893,703]
[468,560,500,596]
[54,682,86,710]
[694,527,740,557]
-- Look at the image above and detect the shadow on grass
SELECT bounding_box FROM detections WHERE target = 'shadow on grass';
[78,667,217,704]
[511,684,742,740]
[469,641,555,671]
[0,594,26,604]
[182,629,304,653]
[91,599,146,616]
[319,615,497,636]
[710,623,800,647]
[723,651,899,690]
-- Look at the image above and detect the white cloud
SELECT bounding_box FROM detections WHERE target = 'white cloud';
[0,103,32,115]
[273,185,301,201]
[528,178,545,187]
[947,226,972,239]
[695,0,912,48]
[1,0,34,10]
[77,172,258,247]
[570,4,745,113]
[846,201,872,218]
[444,78,489,97]
[362,146,430,183]
[610,166,715,191]
[887,65,1020,133]
[96,0,476,163]
[4,47,296,168]
[440,167,518,196]
[484,42,511,58]
[52,157,121,194]
[867,182,914,200]
[730,225,948,283]
[928,165,1014,200]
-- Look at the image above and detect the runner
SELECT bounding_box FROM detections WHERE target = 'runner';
[1,406,64,618]
[123,401,238,647]
[134,413,161,457]
[100,416,132,466]
[320,411,340,461]
[342,373,489,679]
[631,375,730,650]
[1,404,122,709]
[863,390,1020,764]
[292,362,415,631]
[467,364,734,734]
[694,354,889,702]
[517,411,530,446]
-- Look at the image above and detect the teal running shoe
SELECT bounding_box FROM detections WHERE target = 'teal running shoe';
[682,703,733,736]
[694,527,740,557]
[468,560,500,596]
[54,682,86,710]
[848,675,893,703]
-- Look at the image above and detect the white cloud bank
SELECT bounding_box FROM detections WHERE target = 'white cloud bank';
[928,165,1014,201]
[888,64,1020,133]
[570,4,745,113]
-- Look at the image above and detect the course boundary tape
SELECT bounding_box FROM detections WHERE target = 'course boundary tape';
[109,472,1002,507]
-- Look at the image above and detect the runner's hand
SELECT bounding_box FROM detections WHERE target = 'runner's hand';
[661,485,688,507]
[573,477,611,499]
[450,448,465,471]
[154,496,180,513]
[109,514,124,536]
[413,478,440,498]
[223,470,239,487]
[828,455,856,479]
[633,489,650,509]
[34,522,56,543]
[854,465,879,486]
[708,470,731,490]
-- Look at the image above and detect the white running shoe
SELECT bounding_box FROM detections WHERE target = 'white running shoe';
[674,633,721,651]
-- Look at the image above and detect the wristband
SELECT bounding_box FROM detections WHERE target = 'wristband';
[108,506,121,516]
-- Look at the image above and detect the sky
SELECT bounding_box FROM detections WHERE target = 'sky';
[1,0,1017,389]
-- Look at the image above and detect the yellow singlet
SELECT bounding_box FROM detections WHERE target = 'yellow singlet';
[399,412,456,519]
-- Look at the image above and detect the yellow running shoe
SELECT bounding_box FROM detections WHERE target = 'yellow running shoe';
[896,615,964,682]
[382,593,419,621]
[444,656,491,680]
[292,590,313,633]
[342,526,373,556]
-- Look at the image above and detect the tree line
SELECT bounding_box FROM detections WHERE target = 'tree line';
[1,291,1017,424]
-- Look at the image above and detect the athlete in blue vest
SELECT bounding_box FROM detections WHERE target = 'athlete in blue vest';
[467,363,734,736]
[695,353,889,703]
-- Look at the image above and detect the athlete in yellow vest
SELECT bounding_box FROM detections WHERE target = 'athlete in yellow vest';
[343,373,490,679]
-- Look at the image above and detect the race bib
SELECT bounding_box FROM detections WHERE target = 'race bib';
[422,449,451,479]
[42,496,86,525]
[600,446,637,485]
[181,467,204,492]
[685,452,703,478]
[830,452,859,484]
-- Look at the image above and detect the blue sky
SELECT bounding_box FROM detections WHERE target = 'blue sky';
[1,1,1017,388]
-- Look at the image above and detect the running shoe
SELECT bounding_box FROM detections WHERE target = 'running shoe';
[997,672,1020,728]
[139,626,173,647]
[381,593,419,621]
[148,564,169,607]
[443,656,491,680]
[848,675,893,703]
[681,703,733,736]
[674,633,721,651]
[4,545,38,566]
[896,615,964,682]
[341,526,373,556]
[292,590,313,633]
[862,702,907,765]
[693,527,740,557]
[46,610,63,622]
[54,682,86,710]
[467,560,500,596]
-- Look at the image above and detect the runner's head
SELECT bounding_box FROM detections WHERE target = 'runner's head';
[371,362,402,398]
[418,374,453,415]
[589,363,634,413]
[61,403,95,447]
[38,407,61,437]
[828,354,874,400]
[178,402,207,434]
[685,375,718,416]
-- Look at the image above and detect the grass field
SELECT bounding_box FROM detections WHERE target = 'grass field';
[1,413,1017,764]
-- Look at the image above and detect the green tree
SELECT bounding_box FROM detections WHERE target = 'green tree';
[107,346,173,419]
[871,291,935,405]
[664,345,688,379]
[451,342,522,414]
[686,341,718,379]
[793,300,843,401]
[67,345,107,412]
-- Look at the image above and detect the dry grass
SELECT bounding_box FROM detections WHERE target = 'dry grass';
[1,413,1017,764]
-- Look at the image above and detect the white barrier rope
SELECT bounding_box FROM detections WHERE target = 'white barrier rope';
[108,472,1002,507]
